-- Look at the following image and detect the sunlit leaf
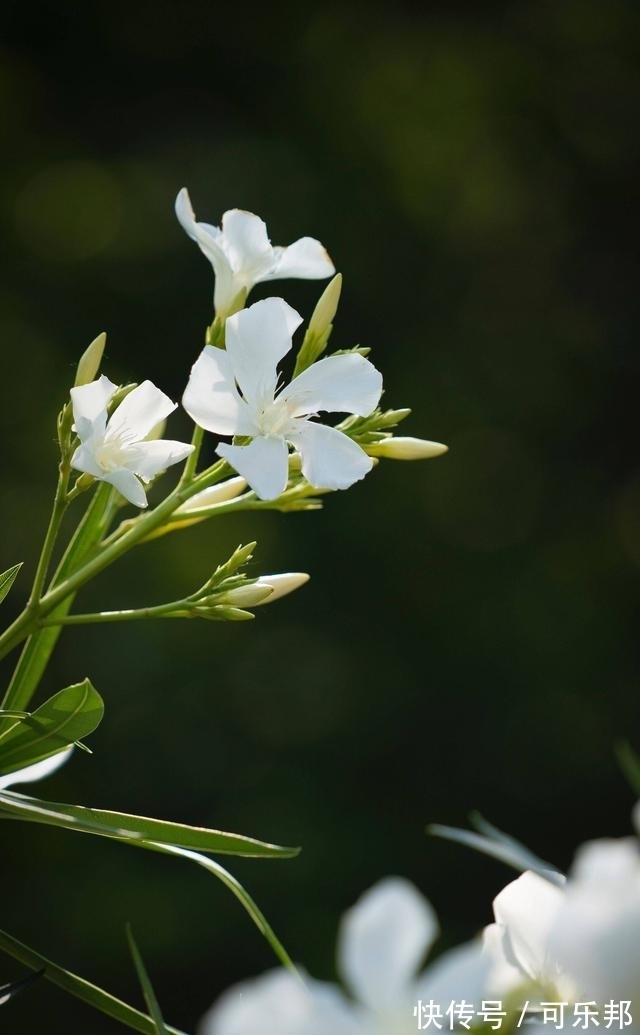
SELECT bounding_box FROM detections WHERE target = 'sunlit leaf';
[0,790,299,858]
[0,680,103,775]
[0,927,187,1034]
[0,564,22,606]
[126,927,169,1035]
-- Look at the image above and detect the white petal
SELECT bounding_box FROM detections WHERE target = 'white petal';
[199,969,362,1035]
[220,209,274,278]
[106,381,176,443]
[492,871,565,983]
[70,374,117,438]
[70,441,107,479]
[287,422,373,491]
[183,346,249,436]
[281,354,382,418]
[217,436,289,501]
[415,939,490,1008]
[338,877,438,1012]
[482,923,531,996]
[266,237,335,281]
[0,747,73,790]
[120,439,194,480]
[225,298,302,409]
[104,468,148,508]
[253,573,310,605]
[547,837,640,1001]
[175,188,225,262]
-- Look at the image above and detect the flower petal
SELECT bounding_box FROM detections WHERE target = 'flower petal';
[287,422,373,491]
[217,435,289,501]
[200,969,363,1035]
[338,877,438,1012]
[280,354,382,418]
[120,439,194,481]
[106,381,177,443]
[415,939,490,1010]
[225,298,302,410]
[267,237,335,281]
[183,346,250,436]
[70,374,117,439]
[103,468,148,508]
[492,870,565,984]
[70,441,108,480]
[220,209,274,279]
[0,747,73,791]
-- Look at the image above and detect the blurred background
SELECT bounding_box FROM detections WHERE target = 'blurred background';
[1,0,639,1031]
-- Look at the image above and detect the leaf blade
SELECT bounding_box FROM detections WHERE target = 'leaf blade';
[0,680,104,774]
[0,564,22,606]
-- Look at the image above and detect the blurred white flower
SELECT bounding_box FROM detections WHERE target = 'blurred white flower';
[183,298,383,500]
[71,376,194,508]
[200,878,487,1035]
[0,747,72,791]
[484,822,640,1013]
[175,189,335,318]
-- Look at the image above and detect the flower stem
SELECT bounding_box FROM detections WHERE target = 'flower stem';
[26,462,70,608]
[178,423,204,486]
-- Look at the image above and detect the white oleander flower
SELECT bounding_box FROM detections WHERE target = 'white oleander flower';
[0,747,73,790]
[182,297,383,501]
[70,376,194,508]
[175,189,335,318]
[199,878,488,1035]
[484,820,640,1012]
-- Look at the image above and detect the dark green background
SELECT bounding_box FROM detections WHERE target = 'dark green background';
[1,1,639,1032]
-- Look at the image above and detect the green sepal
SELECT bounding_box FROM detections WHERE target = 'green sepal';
[0,680,103,775]
[0,564,22,606]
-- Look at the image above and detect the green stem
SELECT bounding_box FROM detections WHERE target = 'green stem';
[40,603,179,626]
[178,424,204,486]
[0,927,189,1035]
[27,463,71,608]
[0,484,115,713]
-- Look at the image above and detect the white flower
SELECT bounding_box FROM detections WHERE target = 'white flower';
[70,376,194,508]
[182,298,383,501]
[484,827,640,1011]
[0,747,72,791]
[199,878,488,1035]
[175,189,335,318]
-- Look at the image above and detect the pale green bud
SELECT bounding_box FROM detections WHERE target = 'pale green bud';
[307,273,342,340]
[175,477,248,514]
[366,437,448,460]
[217,583,274,607]
[74,332,106,387]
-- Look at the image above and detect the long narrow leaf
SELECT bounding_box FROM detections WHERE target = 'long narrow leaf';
[427,822,564,886]
[0,790,299,857]
[0,927,188,1035]
[0,564,22,606]
[126,927,169,1035]
[145,842,299,975]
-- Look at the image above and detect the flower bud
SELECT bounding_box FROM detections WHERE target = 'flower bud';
[176,477,248,514]
[307,273,342,340]
[74,332,106,387]
[252,572,310,605]
[366,437,448,460]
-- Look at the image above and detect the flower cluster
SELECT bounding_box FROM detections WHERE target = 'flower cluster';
[200,805,640,1034]
[69,192,445,509]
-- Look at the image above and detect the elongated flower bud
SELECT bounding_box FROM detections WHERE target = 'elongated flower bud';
[366,437,448,460]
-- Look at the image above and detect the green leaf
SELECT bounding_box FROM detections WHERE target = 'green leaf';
[0,564,22,606]
[0,680,104,775]
[428,819,563,886]
[0,926,188,1035]
[0,790,299,858]
[144,843,299,974]
[126,927,169,1035]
